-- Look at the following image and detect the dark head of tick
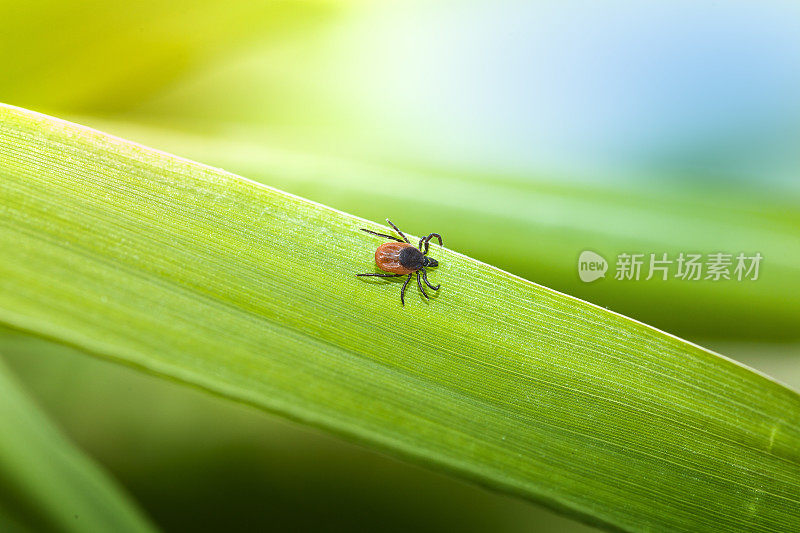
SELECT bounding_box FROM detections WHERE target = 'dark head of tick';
[356,218,443,306]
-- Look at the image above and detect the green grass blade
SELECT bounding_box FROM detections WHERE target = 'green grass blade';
[1,104,798,532]
[0,356,154,533]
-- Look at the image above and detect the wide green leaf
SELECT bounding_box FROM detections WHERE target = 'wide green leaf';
[0,356,154,533]
[1,104,798,532]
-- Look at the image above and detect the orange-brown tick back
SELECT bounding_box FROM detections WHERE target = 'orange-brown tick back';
[357,219,442,306]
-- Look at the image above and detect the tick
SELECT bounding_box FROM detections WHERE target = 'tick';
[357,219,442,306]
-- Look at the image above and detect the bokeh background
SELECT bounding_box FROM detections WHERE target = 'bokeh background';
[1,1,799,531]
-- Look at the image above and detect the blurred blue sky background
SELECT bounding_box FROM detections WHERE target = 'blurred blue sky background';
[333,0,800,187]
[130,0,800,192]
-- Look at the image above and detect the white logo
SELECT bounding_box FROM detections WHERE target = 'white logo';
[578,251,608,282]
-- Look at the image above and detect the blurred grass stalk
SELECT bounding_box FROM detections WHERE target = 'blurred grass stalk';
[0,354,154,533]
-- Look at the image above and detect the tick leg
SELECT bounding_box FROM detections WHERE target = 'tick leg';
[400,273,412,306]
[421,268,440,290]
[360,228,403,242]
[356,273,404,277]
[385,218,410,244]
[421,233,443,255]
[416,271,429,300]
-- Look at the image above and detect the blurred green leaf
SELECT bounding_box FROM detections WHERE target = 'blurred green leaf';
[1,105,799,532]
[0,0,339,114]
[0,356,154,533]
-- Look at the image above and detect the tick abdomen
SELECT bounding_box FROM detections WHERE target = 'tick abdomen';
[375,242,422,274]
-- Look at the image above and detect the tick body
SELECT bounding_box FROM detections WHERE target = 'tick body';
[357,219,442,306]
[375,242,424,274]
